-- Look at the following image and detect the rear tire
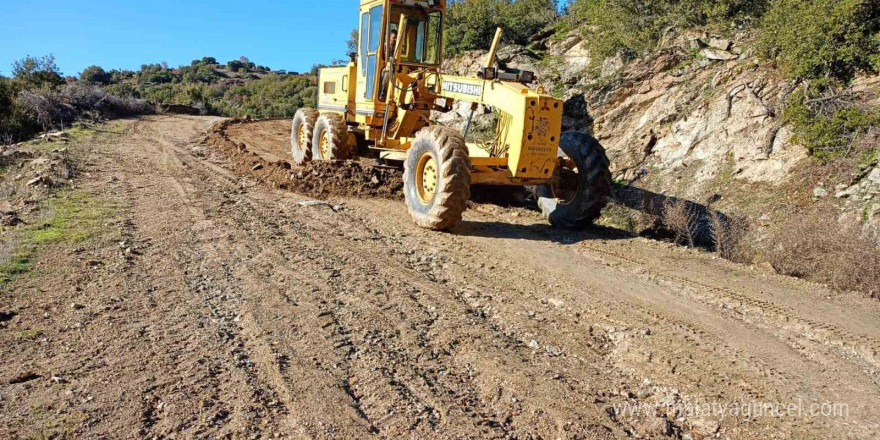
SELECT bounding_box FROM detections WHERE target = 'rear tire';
[311,113,351,161]
[291,108,318,165]
[534,132,611,228]
[404,126,472,231]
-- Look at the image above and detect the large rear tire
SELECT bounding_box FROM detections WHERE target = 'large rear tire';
[291,108,318,165]
[311,113,351,161]
[534,132,611,228]
[404,126,472,231]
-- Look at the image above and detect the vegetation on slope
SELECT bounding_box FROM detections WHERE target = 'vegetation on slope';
[1,55,318,144]
[444,0,559,56]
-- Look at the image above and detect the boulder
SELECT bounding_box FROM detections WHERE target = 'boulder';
[708,38,732,51]
[701,48,738,61]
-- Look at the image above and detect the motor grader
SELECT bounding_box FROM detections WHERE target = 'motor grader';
[291,0,611,231]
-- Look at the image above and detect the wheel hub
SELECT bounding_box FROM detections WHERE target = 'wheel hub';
[320,130,331,159]
[551,158,580,204]
[297,125,309,151]
[416,153,439,204]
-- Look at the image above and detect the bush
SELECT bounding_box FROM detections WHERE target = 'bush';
[227,60,245,72]
[444,0,558,56]
[109,69,135,84]
[181,65,221,84]
[63,83,153,118]
[216,75,316,118]
[140,70,175,85]
[662,198,699,247]
[0,76,40,141]
[766,206,880,295]
[80,66,111,85]
[784,82,880,162]
[16,84,153,133]
[11,55,65,90]
[709,211,751,262]
[104,83,140,99]
[566,0,769,61]
[759,0,880,83]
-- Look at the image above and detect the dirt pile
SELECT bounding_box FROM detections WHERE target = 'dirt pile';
[205,118,403,199]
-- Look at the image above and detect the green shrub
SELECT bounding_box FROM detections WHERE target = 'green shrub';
[784,82,880,162]
[109,69,135,84]
[180,65,221,84]
[0,75,40,141]
[444,0,558,56]
[227,60,245,72]
[139,70,175,85]
[566,0,768,61]
[216,75,316,118]
[759,0,880,83]
[81,65,111,85]
[104,83,140,99]
[11,55,65,90]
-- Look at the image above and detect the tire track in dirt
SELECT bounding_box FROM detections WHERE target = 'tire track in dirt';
[213,118,880,438]
[572,242,880,383]
[4,116,878,439]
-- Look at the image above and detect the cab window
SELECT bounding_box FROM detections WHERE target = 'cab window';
[392,8,441,65]
[364,4,383,100]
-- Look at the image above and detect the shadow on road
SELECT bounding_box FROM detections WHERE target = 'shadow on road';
[458,183,741,249]
[612,184,736,246]
[455,220,631,245]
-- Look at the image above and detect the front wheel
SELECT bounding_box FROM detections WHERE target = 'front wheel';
[291,108,318,165]
[311,113,351,161]
[404,126,472,231]
[534,132,611,228]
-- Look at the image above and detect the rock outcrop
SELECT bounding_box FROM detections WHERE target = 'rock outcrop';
[438,33,879,229]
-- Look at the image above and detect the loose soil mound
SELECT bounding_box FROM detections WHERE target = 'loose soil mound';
[206,118,403,199]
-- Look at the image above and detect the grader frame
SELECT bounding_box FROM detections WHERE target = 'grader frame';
[292,0,610,230]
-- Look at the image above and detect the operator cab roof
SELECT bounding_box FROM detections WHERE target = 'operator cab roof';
[359,0,446,8]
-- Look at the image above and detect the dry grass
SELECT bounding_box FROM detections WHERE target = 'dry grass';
[765,208,880,296]
[709,211,751,263]
[662,199,699,247]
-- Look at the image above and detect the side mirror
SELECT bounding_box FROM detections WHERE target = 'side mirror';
[348,52,357,62]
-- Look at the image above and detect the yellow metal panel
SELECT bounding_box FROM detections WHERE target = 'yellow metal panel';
[437,74,563,179]
[438,75,486,102]
[318,67,352,117]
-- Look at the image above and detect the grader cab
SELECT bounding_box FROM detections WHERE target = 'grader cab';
[291,0,611,230]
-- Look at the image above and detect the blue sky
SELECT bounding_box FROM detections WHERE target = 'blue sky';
[0,0,359,77]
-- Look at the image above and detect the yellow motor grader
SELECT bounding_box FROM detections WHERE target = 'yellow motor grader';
[291,0,611,230]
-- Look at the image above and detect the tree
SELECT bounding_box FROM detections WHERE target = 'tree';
[81,65,111,85]
[11,54,65,89]
[347,28,359,56]
[227,60,245,72]
[0,75,13,120]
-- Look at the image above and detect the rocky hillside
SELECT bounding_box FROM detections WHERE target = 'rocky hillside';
[440,29,879,294]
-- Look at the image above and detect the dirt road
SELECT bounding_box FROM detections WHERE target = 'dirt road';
[2,116,879,439]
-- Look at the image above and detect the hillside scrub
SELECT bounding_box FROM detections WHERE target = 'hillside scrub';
[91,57,315,118]
[444,0,559,56]
[759,0,880,83]
[1,56,153,143]
[765,205,880,296]
[564,0,769,62]
[0,55,319,143]
[562,0,879,84]
[783,81,880,162]
[216,75,316,119]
